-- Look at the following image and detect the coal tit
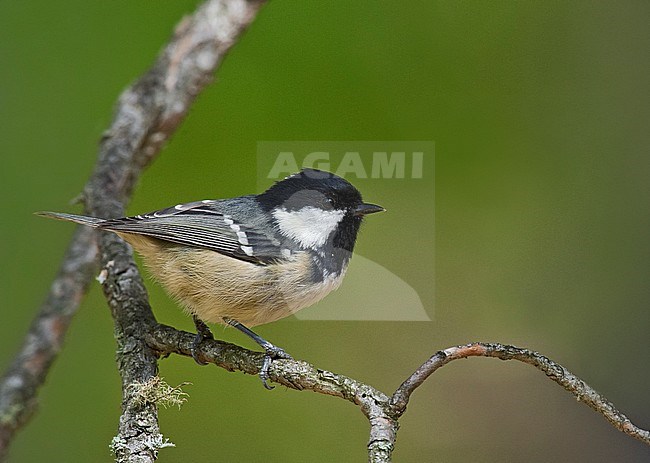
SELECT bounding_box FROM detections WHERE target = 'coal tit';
[38,168,384,387]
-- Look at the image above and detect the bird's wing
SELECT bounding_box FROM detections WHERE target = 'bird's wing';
[99,200,284,265]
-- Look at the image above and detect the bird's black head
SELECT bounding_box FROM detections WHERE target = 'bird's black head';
[258,168,364,212]
[257,168,383,254]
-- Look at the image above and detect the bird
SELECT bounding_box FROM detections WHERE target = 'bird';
[37,168,384,388]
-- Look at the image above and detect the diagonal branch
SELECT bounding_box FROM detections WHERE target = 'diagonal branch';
[0,227,98,461]
[0,1,266,462]
[85,1,267,462]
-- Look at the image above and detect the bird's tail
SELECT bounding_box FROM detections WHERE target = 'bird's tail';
[35,211,104,228]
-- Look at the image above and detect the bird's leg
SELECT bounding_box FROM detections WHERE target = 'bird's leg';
[223,317,292,390]
[191,315,214,365]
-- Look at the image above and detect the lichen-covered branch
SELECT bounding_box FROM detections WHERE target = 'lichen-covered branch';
[146,329,650,461]
[145,325,399,463]
[83,1,267,462]
[0,1,266,462]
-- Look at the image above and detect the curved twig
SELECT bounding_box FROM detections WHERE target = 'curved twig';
[146,330,650,461]
[389,342,650,446]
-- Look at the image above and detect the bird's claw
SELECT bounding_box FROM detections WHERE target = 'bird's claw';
[222,317,293,389]
[259,345,293,390]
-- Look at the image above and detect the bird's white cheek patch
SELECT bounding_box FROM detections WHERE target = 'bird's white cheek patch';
[273,207,345,249]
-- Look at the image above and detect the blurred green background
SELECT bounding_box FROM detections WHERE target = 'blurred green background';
[2,1,649,462]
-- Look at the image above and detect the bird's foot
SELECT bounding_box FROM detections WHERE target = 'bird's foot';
[260,343,293,390]
[223,317,292,389]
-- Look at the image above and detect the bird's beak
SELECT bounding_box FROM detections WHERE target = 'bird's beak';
[354,203,385,216]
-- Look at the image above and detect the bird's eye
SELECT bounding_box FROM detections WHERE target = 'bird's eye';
[321,196,335,210]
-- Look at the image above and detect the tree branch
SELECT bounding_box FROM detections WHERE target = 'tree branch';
[85,1,267,461]
[389,342,650,446]
[145,324,399,463]
[0,1,266,461]
[0,227,98,461]
[4,1,648,462]
[146,329,650,461]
